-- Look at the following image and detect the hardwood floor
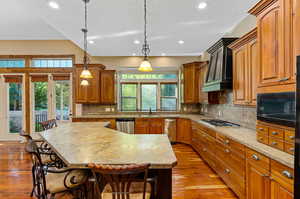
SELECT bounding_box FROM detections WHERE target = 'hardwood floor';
[0,142,237,199]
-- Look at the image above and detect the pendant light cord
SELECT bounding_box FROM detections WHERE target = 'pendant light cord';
[142,0,150,59]
[82,0,88,69]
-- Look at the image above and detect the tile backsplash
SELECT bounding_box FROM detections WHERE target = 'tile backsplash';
[201,91,256,129]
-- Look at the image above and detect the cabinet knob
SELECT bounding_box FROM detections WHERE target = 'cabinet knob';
[271,142,278,146]
[282,170,293,179]
[224,140,230,145]
[289,136,295,140]
[203,148,207,152]
[225,169,230,174]
[252,154,260,161]
[225,149,230,153]
[272,131,278,135]
[258,128,264,131]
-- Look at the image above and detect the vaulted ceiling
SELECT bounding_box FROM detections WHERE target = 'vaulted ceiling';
[0,0,259,56]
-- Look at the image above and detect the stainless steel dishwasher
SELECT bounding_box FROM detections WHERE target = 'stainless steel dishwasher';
[165,119,177,143]
[116,118,135,134]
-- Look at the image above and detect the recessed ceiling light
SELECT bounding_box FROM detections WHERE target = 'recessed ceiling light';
[161,53,166,56]
[134,40,140,44]
[48,1,60,9]
[178,40,185,44]
[132,53,137,56]
[198,2,207,9]
[88,40,95,44]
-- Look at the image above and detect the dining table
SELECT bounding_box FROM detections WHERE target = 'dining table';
[39,122,178,199]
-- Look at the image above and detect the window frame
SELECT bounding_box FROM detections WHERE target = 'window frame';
[118,71,179,112]
[160,82,178,111]
[0,59,25,68]
[120,83,138,112]
[31,58,73,68]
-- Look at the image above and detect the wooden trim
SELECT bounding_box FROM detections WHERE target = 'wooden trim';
[257,83,296,93]
[0,55,75,59]
[3,75,23,83]
[30,75,48,82]
[75,64,105,70]
[248,0,279,16]
[228,28,258,50]
[24,73,30,134]
[53,74,70,81]
[257,120,295,131]
[0,68,74,73]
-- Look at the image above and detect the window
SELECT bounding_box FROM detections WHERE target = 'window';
[0,59,25,68]
[161,84,177,111]
[119,72,178,111]
[121,84,137,111]
[141,84,157,111]
[31,59,73,68]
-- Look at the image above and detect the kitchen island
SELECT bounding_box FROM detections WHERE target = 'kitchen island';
[39,122,177,199]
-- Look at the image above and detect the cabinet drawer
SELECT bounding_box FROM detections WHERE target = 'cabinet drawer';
[284,130,295,143]
[271,160,294,193]
[257,133,269,145]
[216,134,245,155]
[246,148,270,170]
[284,143,295,155]
[268,137,284,151]
[256,125,269,135]
[269,127,284,139]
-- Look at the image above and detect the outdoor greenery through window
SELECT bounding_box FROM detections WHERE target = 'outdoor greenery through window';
[9,83,23,133]
[0,59,25,68]
[119,72,178,111]
[31,59,73,68]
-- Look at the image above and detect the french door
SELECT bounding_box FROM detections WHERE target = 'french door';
[31,74,71,132]
[0,75,25,140]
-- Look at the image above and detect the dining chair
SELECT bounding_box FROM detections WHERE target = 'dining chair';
[25,139,88,199]
[40,119,58,131]
[88,163,155,199]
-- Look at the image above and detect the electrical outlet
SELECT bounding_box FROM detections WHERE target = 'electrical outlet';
[105,108,111,112]
[218,110,222,117]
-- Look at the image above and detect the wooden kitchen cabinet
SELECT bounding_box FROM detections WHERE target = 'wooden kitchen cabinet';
[198,62,209,104]
[182,62,200,104]
[134,118,164,134]
[100,70,116,104]
[249,0,296,92]
[176,118,192,144]
[229,29,258,106]
[75,64,116,104]
[75,66,101,104]
[246,148,271,199]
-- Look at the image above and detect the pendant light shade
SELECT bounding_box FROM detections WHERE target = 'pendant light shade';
[80,79,89,86]
[139,59,152,72]
[80,0,93,82]
[138,0,152,72]
[80,68,93,78]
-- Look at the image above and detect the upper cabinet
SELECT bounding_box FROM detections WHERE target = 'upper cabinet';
[229,29,258,106]
[249,0,296,92]
[198,62,209,104]
[182,62,200,104]
[74,64,116,104]
[100,70,116,104]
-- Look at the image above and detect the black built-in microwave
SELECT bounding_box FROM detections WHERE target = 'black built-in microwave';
[257,92,296,127]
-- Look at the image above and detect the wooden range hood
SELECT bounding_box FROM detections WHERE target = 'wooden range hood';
[202,38,237,92]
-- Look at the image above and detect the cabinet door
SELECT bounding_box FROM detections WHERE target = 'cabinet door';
[248,40,258,106]
[199,63,208,103]
[135,118,149,134]
[271,180,293,199]
[75,68,88,103]
[100,70,115,104]
[233,45,248,105]
[176,118,191,144]
[183,64,199,104]
[257,1,283,87]
[149,118,164,134]
[86,68,100,103]
[246,162,270,199]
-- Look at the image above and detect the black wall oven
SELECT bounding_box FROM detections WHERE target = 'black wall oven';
[257,92,296,127]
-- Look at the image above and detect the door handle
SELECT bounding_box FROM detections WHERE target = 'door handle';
[252,154,260,161]
[278,77,289,82]
[271,131,278,135]
[282,170,293,179]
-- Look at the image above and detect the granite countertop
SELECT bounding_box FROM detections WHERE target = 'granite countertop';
[73,113,295,169]
[39,122,177,169]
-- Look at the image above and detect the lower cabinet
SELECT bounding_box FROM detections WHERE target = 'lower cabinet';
[189,121,294,199]
[176,118,192,144]
[134,118,164,134]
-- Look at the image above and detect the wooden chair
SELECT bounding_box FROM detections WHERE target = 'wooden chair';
[40,119,58,131]
[25,140,88,199]
[88,163,154,199]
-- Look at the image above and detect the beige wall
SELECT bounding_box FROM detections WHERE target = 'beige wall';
[224,15,257,37]
[0,40,201,68]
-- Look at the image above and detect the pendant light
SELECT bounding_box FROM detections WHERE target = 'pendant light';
[138,0,152,72]
[80,0,93,85]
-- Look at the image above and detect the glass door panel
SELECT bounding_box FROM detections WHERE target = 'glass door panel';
[33,82,48,132]
[8,83,23,133]
[55,81,70,121]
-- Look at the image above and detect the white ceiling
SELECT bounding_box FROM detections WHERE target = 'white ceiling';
[1,0,259,56]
